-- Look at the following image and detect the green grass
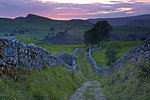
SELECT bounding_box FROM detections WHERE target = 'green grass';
[99,61,150,100]
[0,37,147,100]
[17,38,86,55]
[0,50,97,100]
[92,41,142,67]
[0,67,84,100]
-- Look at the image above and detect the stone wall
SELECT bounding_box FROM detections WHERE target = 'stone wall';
[0,37,77,70]
[71,48,87,56]
[88,41,103,73]
[112,37,150,71]
[88,38,150,76]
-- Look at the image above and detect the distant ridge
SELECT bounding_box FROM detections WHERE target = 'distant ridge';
[87,14,150,26]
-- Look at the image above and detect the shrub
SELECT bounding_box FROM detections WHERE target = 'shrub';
[138,65,150,78]
[105,42,122,66]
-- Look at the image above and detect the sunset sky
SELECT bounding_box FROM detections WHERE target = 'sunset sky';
[0,0,150,20]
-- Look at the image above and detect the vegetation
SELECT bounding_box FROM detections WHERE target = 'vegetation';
[0,67,84,100]
[105,42,122,66]
[99,61,150,100]
[0,37,148,100]
[92,41,142,67]
[17,38,86,55]
[0,14,93,40]
[84,20,112,45]
[111,26,150,41]
[0,50,99,100]
[0,38,97,100]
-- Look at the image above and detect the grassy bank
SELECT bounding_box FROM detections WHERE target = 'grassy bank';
[99,61,150,100]
[92,41,142,67]
[0,67,84,100]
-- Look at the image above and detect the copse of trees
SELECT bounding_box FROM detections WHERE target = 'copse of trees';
[84,20,113,46]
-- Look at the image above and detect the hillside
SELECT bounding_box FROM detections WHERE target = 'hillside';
[42,31,83,45]
[1,14,150,43]
[0,14,93,41]
[87,14,150,26]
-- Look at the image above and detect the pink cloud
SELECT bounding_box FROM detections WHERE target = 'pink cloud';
[0,0,149,20]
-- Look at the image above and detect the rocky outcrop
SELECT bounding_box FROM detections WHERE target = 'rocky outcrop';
[0,37,77,71]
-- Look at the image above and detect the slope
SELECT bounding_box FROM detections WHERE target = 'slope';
[0,14,93,40]
[87,14,150,26]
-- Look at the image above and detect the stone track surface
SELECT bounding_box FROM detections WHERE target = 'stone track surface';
[70,81,106,100]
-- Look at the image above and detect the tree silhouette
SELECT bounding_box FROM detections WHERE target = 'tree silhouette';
[84,20,112,46]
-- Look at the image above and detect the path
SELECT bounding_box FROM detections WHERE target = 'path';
[70,81,106,100]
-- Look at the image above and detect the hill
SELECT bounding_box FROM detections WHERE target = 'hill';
[1,14,150,43]
[0,14,93,42]
[87,14,150,26]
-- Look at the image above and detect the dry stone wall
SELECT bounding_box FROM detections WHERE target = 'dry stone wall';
[111,37,150,71]
[0,37,77,70]
[89,38,150,76]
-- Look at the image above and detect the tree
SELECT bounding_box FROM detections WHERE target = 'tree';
[84,20,112,46]
[84,28,99,45]
[94,20,113,41]
[105,42,122,66]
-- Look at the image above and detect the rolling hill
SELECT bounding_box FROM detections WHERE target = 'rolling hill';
[87,14,150,26]
[0,14,93,41]
[0,14,150,44]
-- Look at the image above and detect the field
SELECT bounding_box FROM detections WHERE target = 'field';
[92,41,142,67]
[17,38,86,55]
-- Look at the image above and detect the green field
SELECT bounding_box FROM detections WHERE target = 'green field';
[18,38,86,55]
[92,41,142,67]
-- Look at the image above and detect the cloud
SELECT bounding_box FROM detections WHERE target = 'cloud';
[0,0,149,19]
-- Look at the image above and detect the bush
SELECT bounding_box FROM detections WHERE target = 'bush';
[105,42,122,66]
[138,65,150,78]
